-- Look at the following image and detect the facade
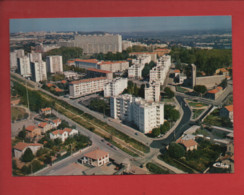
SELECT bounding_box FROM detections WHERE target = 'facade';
[28,52,42,62]
[40,107,52,115]
[10,52,17,70]
[15,49,25,58]
[13,142,43,159]
[17,56,31,77]
[205,86,223,100]
[122,40,133,50]
[73,34,122,54]
[110,94,164,134]
[132,55,151,65]
[25,125,42,138]
[69,77,108,98]
[38,122,53,133]
[80,149,109,167]
[46,55,63,73]
[87,68,113,80]
[220,105,233,122]
[144,82,161,102]
[149,55,171,85]
[97,61,129,72]
[128,57,146,79]
[104,78,128,97]
[129,52,157,62]
[75,59,99,69]
[30,61,47,82]
[49,128,79,142]
[153,48,171,57]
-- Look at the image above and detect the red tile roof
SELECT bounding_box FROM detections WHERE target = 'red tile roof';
[25,125,36,132]
[208,86,223,94]
[75,59,98,63]
[176,138,198,148]
[14,142,43,151]
[63,128,72,133]
[87,68,112,74]
[99,61,128,65]
[70,77,107,84]
[53,118,61,124]
[51,130,66,135]
[225,105,233,112]
[38,122,48,128]
[41,107,51,112]
[46,83,54,87]
[130,52,156,55]
[84,149,109,160]
[61,80,67,84]
[54,87,64,92]
[174,69,180,73]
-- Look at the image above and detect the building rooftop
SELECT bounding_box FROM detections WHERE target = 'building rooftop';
[208,86,223,94]
[225,105,233,112]
[38,122,48,128]
[70,77,107,84]
[25,125,36,132]
[41,107,51,112]
[84,149,109,160]
[99,61,128,65]
[14,142,43,151]
[75,59,98,63]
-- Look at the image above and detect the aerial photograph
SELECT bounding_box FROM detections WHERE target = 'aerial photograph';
[9,16,233,176]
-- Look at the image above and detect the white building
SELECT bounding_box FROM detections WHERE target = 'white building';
[97,61,129,72]
[72,33,122,54]
[30,61,47,82]
[28,52,42,62]
[69,77,108,98]
[150,55,171,85]
[17,56,31,77]
[104,78,128,97]
[80,149,109,167]
[132,54,151,66]
[129,52,157,62]
[110,94,164,134]
[122,40,133,50]
[13,142,43,159]
[10,52,17,70]
[144,82,161,102]
[15,49,25,58]
[46,55,63,73]
[63,71,80,80]
[49,128,79,142]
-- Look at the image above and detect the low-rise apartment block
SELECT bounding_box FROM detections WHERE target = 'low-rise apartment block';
[97,61,129,72]
[69,77,108,98]
[110,94,164,134]
[104,77,128,97]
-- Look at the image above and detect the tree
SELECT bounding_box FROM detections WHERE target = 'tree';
[54,138,62,146]
[160,121,170,134]
[151,128,160,137]
[168,143,185,159]
[31,160,43,172]
[164,87,175,99]
[194,85,207,96]
[18,129,26,139]
[44,155,52,165]
[21,148,34,162]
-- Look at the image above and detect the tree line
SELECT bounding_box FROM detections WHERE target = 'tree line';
[170,46,232,76]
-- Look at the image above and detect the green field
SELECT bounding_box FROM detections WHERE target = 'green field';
[11,106,28,121]
[192,109,205,119]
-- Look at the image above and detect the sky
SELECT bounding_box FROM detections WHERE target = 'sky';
[10,16,232,33]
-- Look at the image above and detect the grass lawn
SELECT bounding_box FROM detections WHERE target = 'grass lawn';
[11,106,28,121]
[146,162,170,174]
[192,109,205,119]
[188,101,208,107]
[176,86,188,93]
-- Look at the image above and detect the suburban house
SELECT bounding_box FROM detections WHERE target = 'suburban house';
[205,86,223,100]
[79,149,109,167]
[38,122,53,133]
[40,107,52,115]
[13,142,43,158]
[220,105,233,122]
[174,69,180,77]
[51,118,62,128]
[176,136,198,151]
[25,125,42,138]
[49,128,79,142]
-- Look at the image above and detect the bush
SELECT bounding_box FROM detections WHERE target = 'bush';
[168,143,185,159]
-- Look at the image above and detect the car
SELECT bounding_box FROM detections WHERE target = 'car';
[107,163,112,166]
[135,132,138,135]
[101,139,104,142]
[107,143,111,146]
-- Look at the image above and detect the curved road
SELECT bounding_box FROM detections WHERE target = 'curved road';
[150,96,192,148]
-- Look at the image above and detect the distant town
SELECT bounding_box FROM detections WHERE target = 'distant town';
[10,29,233,176]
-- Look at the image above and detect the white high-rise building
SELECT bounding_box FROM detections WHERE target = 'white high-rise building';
[10,52,17,70]
[30,61,47,82]
[104,78,128,97]
[29,52,42,63]
[144,82,161,102]
[110,94,164,134]
[46,55,63,73]
[128,63,145,79]
[132,55,151,66]
[150,55,171,85]
[15,49,25,58]
[17,56,31,77]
